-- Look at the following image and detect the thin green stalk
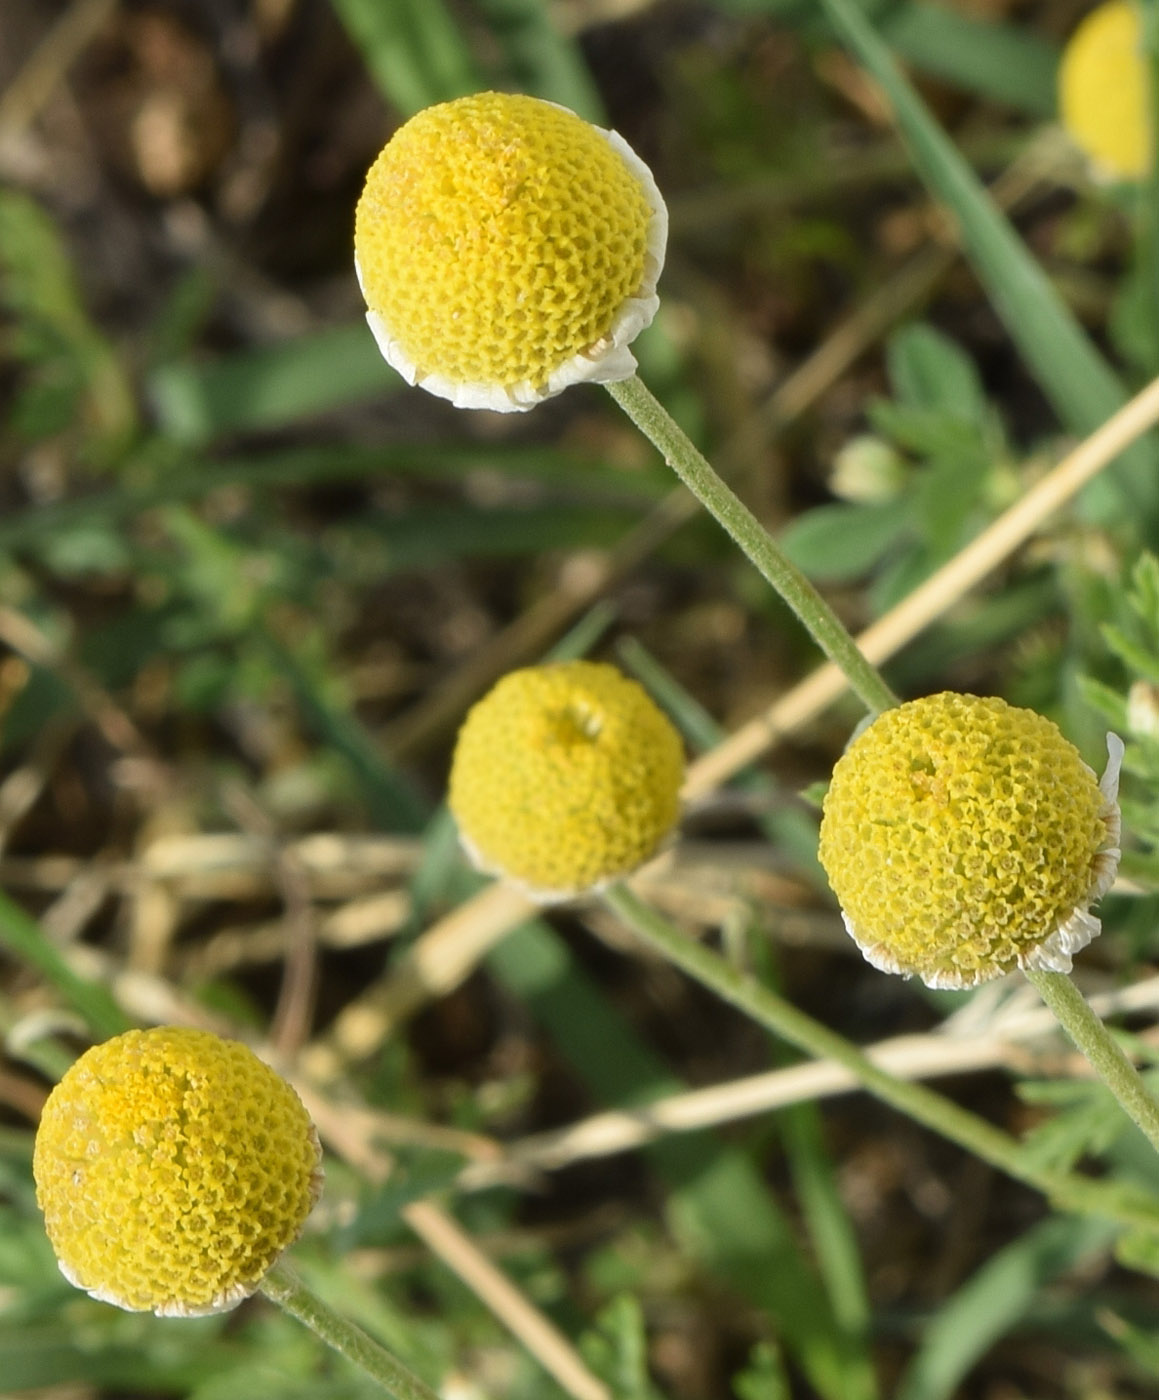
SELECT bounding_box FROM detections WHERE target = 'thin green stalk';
[604,376,898,716]
[1023,966,1159,1156]
[600,882,1159,1238]
[260,1260,441,1400]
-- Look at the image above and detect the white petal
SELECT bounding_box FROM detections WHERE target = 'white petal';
[1089,731,1124,902]
[1100,730,1125,804]
[1020,905,1102,975]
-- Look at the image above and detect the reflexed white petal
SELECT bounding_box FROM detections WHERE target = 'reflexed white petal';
[154,1279,255,1318]
[61,1254,258,1317]
[841,913,914,981]
[457,824,675,904]
[1100,730,1125,804]
[1021,905,1102,975]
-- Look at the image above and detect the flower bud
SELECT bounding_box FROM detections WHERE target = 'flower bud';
[354,92,667,411]
[34,1027,322,1316]
[818,693,1122,988]
[449,661,685,899]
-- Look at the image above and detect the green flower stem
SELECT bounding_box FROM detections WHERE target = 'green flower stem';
[260,1260,441,1400]
[604,375,898,717]
[1023,966,1159,1155]
[600,881,1159,1237]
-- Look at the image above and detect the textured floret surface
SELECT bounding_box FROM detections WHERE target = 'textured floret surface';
[449,661,684,897]
[818,693,1109,986]
[354,92,652,393]
[34,1027,321,1315]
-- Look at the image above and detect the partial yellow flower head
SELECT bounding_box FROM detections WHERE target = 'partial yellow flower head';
[34,1027,322,1317]
[354,92,667,412]
[449,661,685,899]
[818,693,1122,989]
[1059,1,1151,181]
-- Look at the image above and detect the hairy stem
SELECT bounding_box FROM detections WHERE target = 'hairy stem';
[261,1260,440,1400]
[601,882,1159,1236]
[605,376,898,716]
[1024,966,1159,1155]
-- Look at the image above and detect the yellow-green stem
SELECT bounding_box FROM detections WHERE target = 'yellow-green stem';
[601,882,1159,1237]
[604,376,898,717]
[260,1260,440,1400]
[1023,966,1159,1155]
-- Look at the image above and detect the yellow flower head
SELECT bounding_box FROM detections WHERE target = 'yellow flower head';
[448,660,685,899]
[1059,1,1150,181]
[34,1027,322,1317]
[818,693,1122,989]
[354,91,667,412]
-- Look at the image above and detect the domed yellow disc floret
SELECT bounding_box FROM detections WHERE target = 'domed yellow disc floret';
[1059,1,1150,181]
[818,693,1122,989]
[34,1027,322,1316]
[449,661,685,898]
[354,92,667,412]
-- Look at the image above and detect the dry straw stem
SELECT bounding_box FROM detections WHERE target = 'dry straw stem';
[296,1081,612,1400]
[458,974,1159,1187]
[0,0,117,139]
[220,780,318,1059]
[0,718,75,859]
[402,1202,612,1400]
[126,830,419,981]
[304,879,533,1078]
[39,858,114,947]
[307,370,1159,1070]
[140,830,423,898]
[686,368,1159,795]
[179,890,412,978]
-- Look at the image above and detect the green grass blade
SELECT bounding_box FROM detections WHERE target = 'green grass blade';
[711,1,1057,115]
[149,325,399,443]
[262,635,430,834]
[488,922,874,1400]
[895,1215,1117,1400]
[329,0,481,114]
[615,636,826,884]
[349,503,642,571]
[780,1104,873,1352]
[205,441,668,496]
[0,890,129,1039]
[546,600,620,662]
[880,5,1058,116]
[0,190,137,464]
[0,441,667,560]
[751,929,873,1377]
[816,0,1159,524]
[473,0,604,121]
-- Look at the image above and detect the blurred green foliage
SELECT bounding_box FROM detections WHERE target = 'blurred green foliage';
[4,0,1159,1397]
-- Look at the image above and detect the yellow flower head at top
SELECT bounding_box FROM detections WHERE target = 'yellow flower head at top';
[818,693,1123,989]
[448,660,685,899]
[1059,1,1151,181]
[33,1027,322,1317]
[354,91,667,412]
